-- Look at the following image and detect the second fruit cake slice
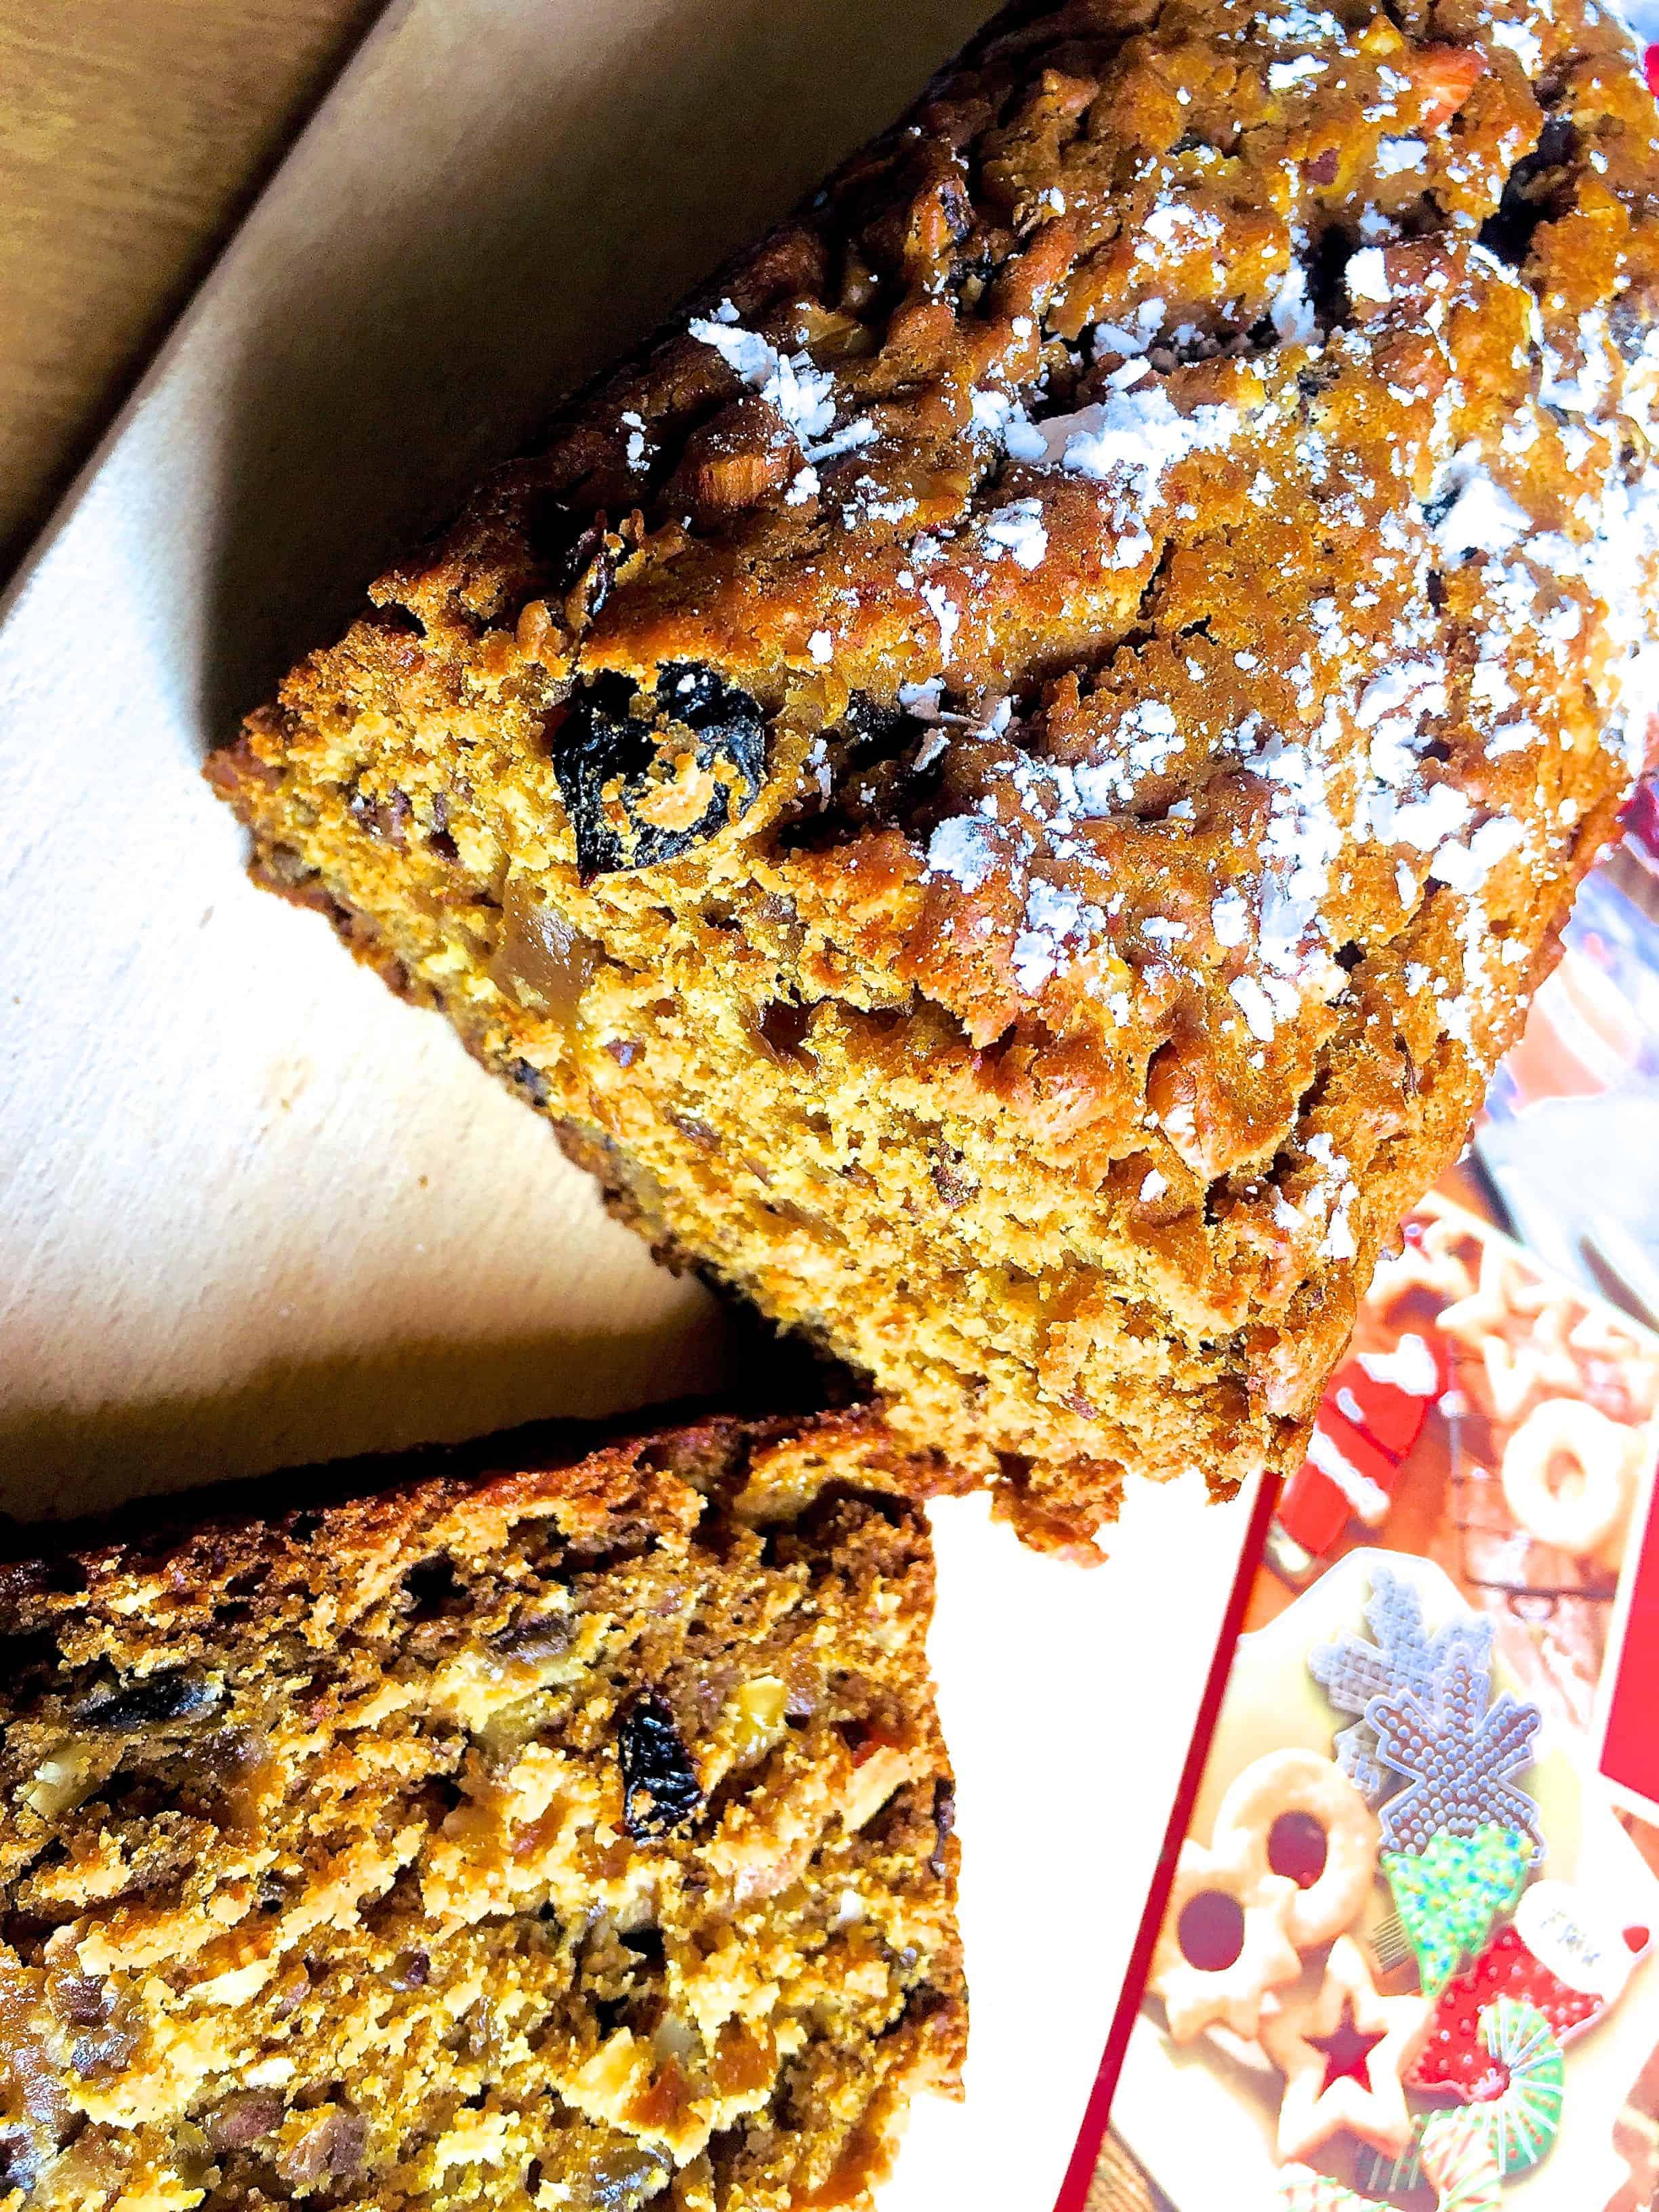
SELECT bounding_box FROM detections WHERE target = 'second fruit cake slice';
[0,1409,962,2210]
[211,0,1659,1549]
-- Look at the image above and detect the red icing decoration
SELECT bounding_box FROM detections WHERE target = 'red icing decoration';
[1319,1407,1402,1490]
[1408,1925,1601,2098]
[1279,1460,1352,1555]
[1279,1409,1404,1555]
[1624,1927,1650,1954]
[1330,1349,1441,1459]
[1646,41,1659,97]
[1310,2004,1387,2094]
[1179,1891,1246,1972]
[1277,1336,1443,1555]
[1269,1810,1330,1890]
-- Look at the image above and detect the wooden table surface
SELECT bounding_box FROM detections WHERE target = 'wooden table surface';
[0,0,382,582]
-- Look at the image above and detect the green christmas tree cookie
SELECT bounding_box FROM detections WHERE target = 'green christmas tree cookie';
[1382,1822,1532,1994]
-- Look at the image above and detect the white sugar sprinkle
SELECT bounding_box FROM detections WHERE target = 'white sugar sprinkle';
[1375,136,1428,176]
[1345,246,1391,303]
[1435,465,1531,561]
[926,816,997,893]
[919,580,960,662]
[1212,889,1250,947]
[1230,975,1279,1042]
[981,497,1050,569]
[1269,54,1328,87]
[1489,18,1542,72]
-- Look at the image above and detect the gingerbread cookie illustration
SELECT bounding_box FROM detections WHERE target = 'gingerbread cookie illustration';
[1366,1640,1542,1991]
[1435,2000,1564,2177]
[1500,1397,1641,1567]
[1309,1565,1493,1807]
[1418,2108,1504,2211]
[1371,1205,1482,1309]
[1362,1997,1568,2190]
[1382,1824,1534,2001]
[1282,2113,1502,2212]
[1369,1643,1542,1851]
[1410,1882,1652,2095]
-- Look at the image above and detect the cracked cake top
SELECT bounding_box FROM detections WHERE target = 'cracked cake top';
[245,0,1659,1332]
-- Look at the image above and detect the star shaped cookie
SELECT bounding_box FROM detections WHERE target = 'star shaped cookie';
[1369,1207,1481,1308]
[1437,1245,1574,1420]
[1438,1242,1553,1345]
[1261,1937,1428,2163]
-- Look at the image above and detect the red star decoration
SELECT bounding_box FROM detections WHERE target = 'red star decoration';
[1309,2003,1386,2094]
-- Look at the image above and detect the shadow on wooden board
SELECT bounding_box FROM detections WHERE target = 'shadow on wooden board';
[0,1385,851,1559]
[0,1295,844,1523]
[198,0,996,745]
[0,0,386,583]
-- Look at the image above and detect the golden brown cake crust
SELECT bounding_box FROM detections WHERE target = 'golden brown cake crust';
[0,1410,964,2210]
[212,0,1659,1549]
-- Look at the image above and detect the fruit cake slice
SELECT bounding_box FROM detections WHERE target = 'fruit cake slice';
[0,1410,963,2211]
[211,0,1659,1552]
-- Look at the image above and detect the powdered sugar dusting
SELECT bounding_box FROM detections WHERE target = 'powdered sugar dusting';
[926,816,998,893]
[695,101,1659,1252]
[979,497,1050,569]
[1012,878,1108,991]
[689,304,875,468]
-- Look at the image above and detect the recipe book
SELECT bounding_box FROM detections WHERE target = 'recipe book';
[1094,1201,1659,2211]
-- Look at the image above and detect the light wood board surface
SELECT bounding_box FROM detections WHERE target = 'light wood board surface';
[1,0,1004,1507]
[0,0,381,577]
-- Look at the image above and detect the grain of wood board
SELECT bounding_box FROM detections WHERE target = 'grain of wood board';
[0,0,382,577]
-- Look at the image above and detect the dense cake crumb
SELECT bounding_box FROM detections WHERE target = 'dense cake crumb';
[0,1412,963,2208]
[211,0,1659,1551]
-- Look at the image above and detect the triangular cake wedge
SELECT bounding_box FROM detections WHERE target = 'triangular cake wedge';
[0,1410,964,2209]
[211,0,1659,1550]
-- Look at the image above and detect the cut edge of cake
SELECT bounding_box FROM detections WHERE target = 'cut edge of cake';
[0,1406,966,2210]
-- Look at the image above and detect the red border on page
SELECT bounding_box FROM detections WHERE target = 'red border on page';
[1051,1470,1284,2212]
[1595,1443,1659,1825]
